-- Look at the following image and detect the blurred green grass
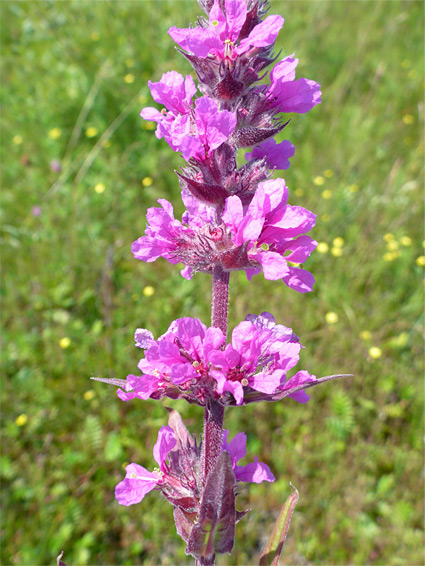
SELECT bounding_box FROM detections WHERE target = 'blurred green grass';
[1,0,423,564]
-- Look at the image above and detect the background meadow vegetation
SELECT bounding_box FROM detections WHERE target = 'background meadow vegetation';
[1,0,424,564]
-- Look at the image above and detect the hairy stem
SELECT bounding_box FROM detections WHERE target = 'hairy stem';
[211,265,230,338]
[196,266,230,565]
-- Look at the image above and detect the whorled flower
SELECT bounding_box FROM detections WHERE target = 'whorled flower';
[115,313,317,407]
[168,0,283,61]
[116,414,274,507]
[132,178,317,293]
[141,72,237,161]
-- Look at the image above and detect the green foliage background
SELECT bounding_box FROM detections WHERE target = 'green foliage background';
[1,1,423,564]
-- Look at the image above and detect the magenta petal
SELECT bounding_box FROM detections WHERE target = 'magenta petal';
[250,369,284,394]
[284,370,317,403]
[275,78,322,114]
[125,374,162,400]
[222,195,244,234]
[253,251,290,280]
[140,107,163,122]
[234,457,275,483]
[224,0,247,41]
[245,139,295,170]
[115,464,159,506]
[180,265,193,280]
[168,26,221,58]
[237,15,284,53]
[282,266,315,293]
[282,235,317,263]
[270,56,298,84]
[153,425,176,471]
[222,431,247,466]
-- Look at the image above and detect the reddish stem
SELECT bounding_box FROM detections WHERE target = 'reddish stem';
[211,265,230,338]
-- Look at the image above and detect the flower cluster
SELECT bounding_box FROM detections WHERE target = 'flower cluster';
[117,312,317,407]
[133,178,317,293]
[116,416,274,507]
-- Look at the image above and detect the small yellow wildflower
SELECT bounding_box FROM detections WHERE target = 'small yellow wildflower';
[124,73,135,84]
[401,59,410,68]
[313,176,325,186]
[408,69,418,79]
[94,182,105,194]
[125,58,135,67]
[416,256,425,266]
[16,414,28,426]
[359,330,372,340]
[294,188,304,197]
[333,237,344,248]
[317,242,329,254]
[324,169,334,178]
[85,126,98,138]
[383,233,394,242]
[48,128,62,140]
[386,240,399,251]
[143,285,155,297]
[142,177,153,187]
[383,252,398,262]
[325,312,338,324]
[321,214,330,222]
[13,135,23,145]
[331,247,343,257]
[59,337,71,349]
[348,184,359,193]
[369,346,382,359]
[400,236,412,246]
[402,114,414,125]
[83,390,96,401]
[321,189,332,200]
[91,31,100,41]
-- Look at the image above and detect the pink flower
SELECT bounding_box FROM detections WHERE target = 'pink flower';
[116,420,274,507]
[140,71,196,151]
[179,97,237,160]
[115,425,176,506]
[222,430,275,483]
[169,0,283,60]
[268,55,322,114]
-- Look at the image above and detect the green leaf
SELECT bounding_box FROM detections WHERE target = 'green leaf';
[259,483,299,566]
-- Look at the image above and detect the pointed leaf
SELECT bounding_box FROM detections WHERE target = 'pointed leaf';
[90,376,129,388]
[259,483,299,566]
[186,451,236,559]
